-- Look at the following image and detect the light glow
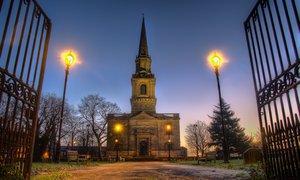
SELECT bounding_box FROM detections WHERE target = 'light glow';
[61,50,77,67]
[208,51,225,69]
[166,124,171,131]
[42,152,49,159]
[114,124,123,133]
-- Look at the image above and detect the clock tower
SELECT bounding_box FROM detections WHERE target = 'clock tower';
[131,17,156,113]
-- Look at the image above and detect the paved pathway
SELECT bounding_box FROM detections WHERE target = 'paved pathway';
[66,162,250,180]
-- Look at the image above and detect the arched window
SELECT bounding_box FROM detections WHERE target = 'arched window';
[140,84,147,95]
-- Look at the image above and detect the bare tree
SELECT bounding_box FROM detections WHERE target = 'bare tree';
[185,120,211,163]
[34,93,61,161]
[33,93,74,161]
[61,104,80,148]
[78,94,121,161]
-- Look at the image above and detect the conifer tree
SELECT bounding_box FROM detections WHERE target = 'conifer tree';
[208,98,250,155]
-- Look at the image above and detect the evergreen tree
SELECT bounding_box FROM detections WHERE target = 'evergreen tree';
[208,98,250,155]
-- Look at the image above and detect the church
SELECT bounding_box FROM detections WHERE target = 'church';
[106,18,181,160]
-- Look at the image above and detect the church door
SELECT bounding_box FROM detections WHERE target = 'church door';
[139,140,148,156]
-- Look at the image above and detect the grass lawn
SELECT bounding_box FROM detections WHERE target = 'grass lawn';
[176,159,266,179]
[31,161,109,179]
[176,159,266,180]
[176,159,262,170]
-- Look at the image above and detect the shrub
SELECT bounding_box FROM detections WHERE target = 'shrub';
[0,165,24,180]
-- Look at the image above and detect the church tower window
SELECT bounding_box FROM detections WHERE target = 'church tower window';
[140,84,147,95]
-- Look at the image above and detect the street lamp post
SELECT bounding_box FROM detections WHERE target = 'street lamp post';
[86,124,90,157]
[114,124,122,162]
[87,124,90,147]
[193,124,199,165]
[208,52,229,163]
[166,124,172,161]
[55,51,76,163]
[115,139,119,162]
[168,139,171,161]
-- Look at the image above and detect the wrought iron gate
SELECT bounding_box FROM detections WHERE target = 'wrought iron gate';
[244,0,299,178]
[0,0,51,178]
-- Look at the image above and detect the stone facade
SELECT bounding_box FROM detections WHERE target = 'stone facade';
[107,112,180,159]
[107,17,181,160]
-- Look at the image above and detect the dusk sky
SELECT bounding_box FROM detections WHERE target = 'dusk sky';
[37,0,258,146]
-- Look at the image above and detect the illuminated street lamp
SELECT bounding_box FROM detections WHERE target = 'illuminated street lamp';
[115,139,119,162]
[55,51,76,163]
[166,124,171,132]
[165,124,172,161]
[114,124,122,133]
[114,124,122,162]
[208,51,229,163]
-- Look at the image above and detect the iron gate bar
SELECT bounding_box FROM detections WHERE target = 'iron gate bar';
[260,0,278,78]
[282,1,299,59]
[257,5,272,82]
[0,0,51,179]
[292,0,300,31]
[32,18,45,88]
[20,3,36,81]
[13,0,30,76]
[0,0,14,58]
[273,0,291,67]
[245,0,300,178]
[27,7,41,85]
[28,4,51,178]
[5,0,22,70]
[265,0,285,74]
[0,0,3,11]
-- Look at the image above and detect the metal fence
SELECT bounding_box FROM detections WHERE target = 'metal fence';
[244,0,299,178]
[0,0,51,178]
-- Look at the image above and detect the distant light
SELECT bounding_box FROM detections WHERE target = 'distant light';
[168,139,171,143]
[114,124,123,133]
[252,136,259,143]
[115,139,119,143]
[166,124,171,132]
[42,152,49,159]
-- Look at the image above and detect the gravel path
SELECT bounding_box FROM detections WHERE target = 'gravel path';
[65,162,250,180]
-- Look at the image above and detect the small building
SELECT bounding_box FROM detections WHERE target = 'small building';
[106,17,181,160]
[180,147,188,159]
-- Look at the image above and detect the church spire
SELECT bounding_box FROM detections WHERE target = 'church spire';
[131,16,156,113]
[138,16,149,57]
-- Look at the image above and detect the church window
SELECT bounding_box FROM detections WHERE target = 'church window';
[140,84,147,95]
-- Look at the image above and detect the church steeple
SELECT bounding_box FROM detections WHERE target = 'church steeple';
[134,17,154,78]
[138,17,149,57]
[131,17,157,113]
